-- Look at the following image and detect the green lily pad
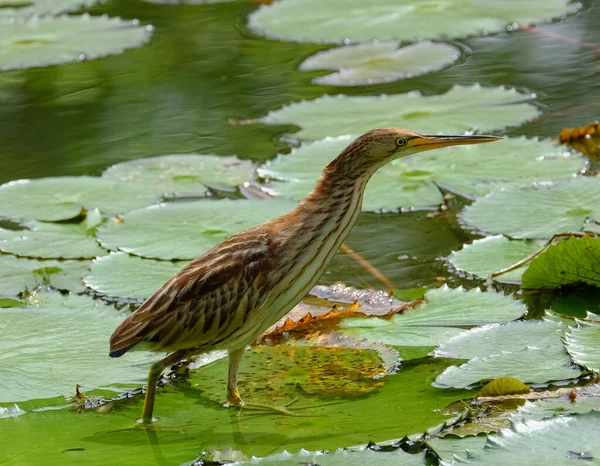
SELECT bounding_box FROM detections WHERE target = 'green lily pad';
[0,177,160,222]
[448,235,545,284]
[433,344,581,389]
[0,254,90,296]
[339,286,526,347]
[477,377,530,397]
[261,136,582,211]
[0,0,102,20]
[96,198,298,260]
[0,291,161,402]
[455,412,600,465]
[564,321,600,372]
[516,385,600,421]
[0,15,152,71]
[233,449,426,466]
[521,236,600,289]
[101,154,256,195]
[84,253,187,302]
[462,177,600,239]
[248,0,579,44]
[299,41,460,86]
[261,85,540,141]
[0,221,107,259]
[434,320,565,360]
[426,435,487,463]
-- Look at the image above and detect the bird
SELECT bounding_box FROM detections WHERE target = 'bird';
[109,128,501,423]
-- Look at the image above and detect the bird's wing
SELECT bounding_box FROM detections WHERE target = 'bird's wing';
[109,231,273,356]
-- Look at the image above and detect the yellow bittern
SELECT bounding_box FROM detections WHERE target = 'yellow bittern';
[109,128,500,423]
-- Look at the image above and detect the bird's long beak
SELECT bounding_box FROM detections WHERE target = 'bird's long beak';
[411,134,502,152]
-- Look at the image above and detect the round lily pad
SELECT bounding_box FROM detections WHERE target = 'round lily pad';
[299,41,461,86]
[0,221,107,259]
[0,15,152,71]
[261,84,540,141]
[96,198,298,260]
[261,136,583,211]
[0,0,101,20]
[448,235,545,284]
[564,321,600,372]
[0,176,160,222]
[248,0,579,44]
[101,154,256,195]
[0,291,161,402]
[84,252,188,302]
[461,177,600,239]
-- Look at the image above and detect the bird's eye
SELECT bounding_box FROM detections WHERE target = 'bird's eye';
[395,138,407,147]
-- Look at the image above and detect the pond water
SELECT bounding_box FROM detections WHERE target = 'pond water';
[1,0,600,465]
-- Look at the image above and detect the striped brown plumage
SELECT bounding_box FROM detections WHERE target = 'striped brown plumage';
[109,128,500,423]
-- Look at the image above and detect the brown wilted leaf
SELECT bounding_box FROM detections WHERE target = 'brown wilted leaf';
[556,122,600,159]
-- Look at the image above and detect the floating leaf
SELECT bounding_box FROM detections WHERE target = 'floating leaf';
[0,292,161,402]
[462,177,600,239]
[434,320,565,360]
[101,154,256,195]
[448,235,544,283]
[0,177,159,222]
[248,0,579,44]
[0,254,90,296]
[0,15,152,71]
[84,252,186,302]
[232,449,427,466]
[0,0,103,20]
[96,199,297,260]
[260,85,540,141]
[339,286,526,347]
[521,235,600,289]
[426,436,487,463]
[0,221,107,259]
[455,412,600,465]
[515,384,600,421]
[564,321,600,372]
[299,41,460,86]
[477,377,530,397]
[261,136,580,211]
[309,283,409,316]
[434,345,581,389]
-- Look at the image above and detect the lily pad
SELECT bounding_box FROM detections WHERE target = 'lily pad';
[521,235,600,289]
[456,412,600,465]
[448,235,545,283]
[0,15,152,71]
[0,221,107,259]
[0,0,103,20]
[233,449,426,466]
[261,84,540,141]
[434,320,565,360]
[299,41,461,86]
[0,177,160,222]
[261,136,582,211]
[0,254,90,296]
[339,286,526,347]
[84,252,187,302]
[0,291,161,402]
[101,154,256,195]
[462,177,600,239]
[96,198,298,260]
[477,377,530,397]
[248,0,579,44]
[563,321,600,372]
[433,344,581,389]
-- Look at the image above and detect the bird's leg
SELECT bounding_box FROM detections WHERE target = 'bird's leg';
[141,360,166,424]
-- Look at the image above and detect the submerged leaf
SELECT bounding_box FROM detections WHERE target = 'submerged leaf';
[0,15,152,71]
[101,154,255,195]
[96,199,297,260]
[260,85,540,141]
[448,235,544,283]
[248,0,579,43]
[300,41,460,86]
[462,177,600,239]
[521,235,600,289]
[0,292,161,402]
[0,177,159,222]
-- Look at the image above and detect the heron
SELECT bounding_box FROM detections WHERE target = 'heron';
[109,128,500,423]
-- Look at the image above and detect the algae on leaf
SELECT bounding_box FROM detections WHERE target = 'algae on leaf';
[261,85,540,141]
[0,15,152,71]
[521,235,600,289]
[248,0,579,44]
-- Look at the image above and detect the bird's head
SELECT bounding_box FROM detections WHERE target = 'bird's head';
[328,128,502,177]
